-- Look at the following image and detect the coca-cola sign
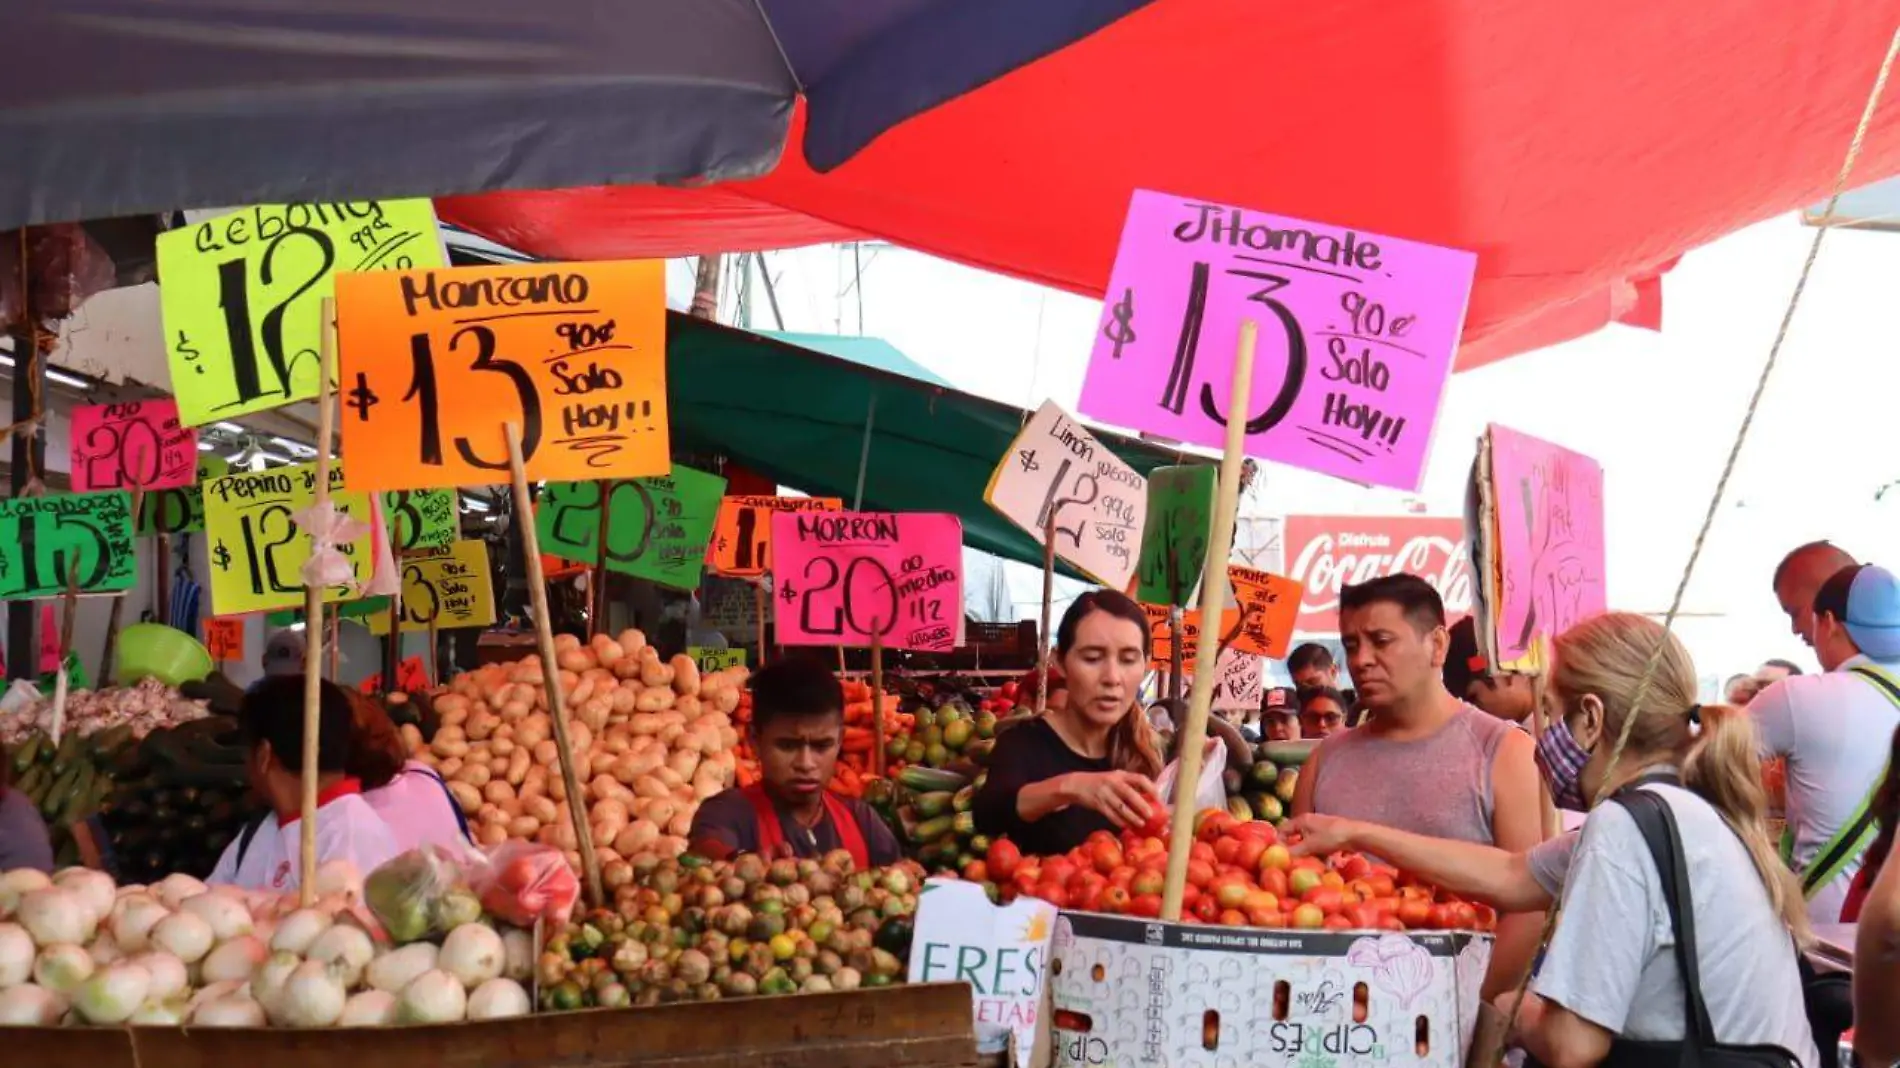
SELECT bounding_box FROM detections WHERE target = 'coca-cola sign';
[1283,515,1474,634]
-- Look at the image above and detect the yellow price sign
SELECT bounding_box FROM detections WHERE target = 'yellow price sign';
[157,200,445,427]
[335,259,669,491]
[202,461,380,615]
[367,539,496,635]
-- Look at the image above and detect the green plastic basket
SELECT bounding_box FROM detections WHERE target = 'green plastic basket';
[116,623,214,686]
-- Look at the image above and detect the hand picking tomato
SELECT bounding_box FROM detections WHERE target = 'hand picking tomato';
[985,839,1022,881]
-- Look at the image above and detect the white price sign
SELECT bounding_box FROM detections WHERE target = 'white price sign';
[984,401,1147,589]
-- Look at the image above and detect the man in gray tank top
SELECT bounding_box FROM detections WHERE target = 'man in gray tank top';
[1291,574,1547,1001]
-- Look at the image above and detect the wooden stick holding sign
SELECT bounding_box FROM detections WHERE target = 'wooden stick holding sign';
[870,630,886,778]
[58,558,80,681]
[299,298,340,909]
[591,480,615,637]
[1036,512,1057,717]
[1159,320,1257,923]
[505,421,605,910]
[383,553,403,693]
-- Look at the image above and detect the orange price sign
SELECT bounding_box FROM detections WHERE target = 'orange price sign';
[335,260,669,491]
[706,496,842,578]
[1223,565,1304,659]
[1141,602,1240,668]
[204,617,245,662]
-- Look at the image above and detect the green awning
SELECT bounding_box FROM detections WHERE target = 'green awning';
[667,314,1193,573]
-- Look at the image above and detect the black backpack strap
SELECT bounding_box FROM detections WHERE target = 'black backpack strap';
[1612,787,1719,1048]
[406,765,474,843]
[234,811,269,869]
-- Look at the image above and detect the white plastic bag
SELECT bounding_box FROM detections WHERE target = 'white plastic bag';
[1154,738,1227,817]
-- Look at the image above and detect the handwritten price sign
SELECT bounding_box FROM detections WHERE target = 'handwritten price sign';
[1486,425,1606,667]
[138,456,230,536]
[1078,191,1475,492]
[1209,647,1264,711]
[204,618,245,662]
[708,495,843,578]
[690,647,746,673]
[1142,602,1240,668]
[335,259,669,491]
[158,200,445,426]
[0,492,137,599]
[377,540,495,633]
[771,511,963,653]
[69,400,198,492]
[383,489,457,552]
[202,461,379,615]
[538,465,727,590]
[984,400,1146,590]
[1222,564,1303,659]
[1134,465,1216,605]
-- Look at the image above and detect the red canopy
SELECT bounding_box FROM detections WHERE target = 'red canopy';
[441,2,1900,369]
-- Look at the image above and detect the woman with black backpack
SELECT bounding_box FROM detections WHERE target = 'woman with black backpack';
[1291,612,1817,1067]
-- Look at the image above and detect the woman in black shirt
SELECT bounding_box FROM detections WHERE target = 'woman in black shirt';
[974,591,1164,857]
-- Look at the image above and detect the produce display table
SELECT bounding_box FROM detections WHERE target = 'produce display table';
[2,983,980,1068]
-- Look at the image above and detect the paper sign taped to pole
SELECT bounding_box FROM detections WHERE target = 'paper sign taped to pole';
[204,618,245,662]
[138,456,231,536]
[335,259,669,491]
[383,489,458,552]
[1142,602,1241,668]
[1223,564,1304,659]
[157,200,445,426]
[202,461,381,614]
[538,465,728,590]
[0,492,138,599]
[368,539,496,634]
[1077,191,1475,492]
[984,400,1146,590]
[708,495,843,578]
[69,399,199,492]
[771,510,963,652]
[1134,465,1216,605]
[1482,424,1607,670]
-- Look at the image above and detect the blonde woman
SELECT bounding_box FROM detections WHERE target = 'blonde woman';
[1292,612,1816,1067]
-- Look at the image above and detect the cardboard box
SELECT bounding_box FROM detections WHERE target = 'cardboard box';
[1049,912,1491,1068]
[910,878,1061,1068]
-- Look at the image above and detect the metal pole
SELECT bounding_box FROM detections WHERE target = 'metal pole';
[7,326,43,681]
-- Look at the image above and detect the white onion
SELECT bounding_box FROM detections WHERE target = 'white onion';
[251,950,302,1017]
[32,942,94,994]
[339,989,398,1027]
[365,942,437,994]
[74,961,151,1024]
[17,888,96,945]
[438,923,504,989]
[396,969,466,1024]
[108,893,170,952]
[53,869,117,929]
[126,951,188,1001]
[0,923,33,987]
[191,992,267,1028]
[153,873,207,911]
[181,891,254,942]
[0,983,65,1025]
[313,860,364,902]
[129,995,189,1025]
[270,908,333,956]
[277,960,348,1027]
[0,870,53,918]
[86,933,125,965]
[201,934,269,984]
[466,977,530,1020]
[188,978,247,1009]
[149,910,214,963]
[500,927,534,983]
[306,924,376,988]
[115,883,148,898]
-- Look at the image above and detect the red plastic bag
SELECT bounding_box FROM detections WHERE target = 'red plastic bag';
[471,841,580,928]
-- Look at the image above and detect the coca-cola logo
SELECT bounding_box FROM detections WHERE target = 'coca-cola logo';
[1284,516,1473,633]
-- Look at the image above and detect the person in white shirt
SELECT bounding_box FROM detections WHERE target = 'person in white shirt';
[1751,562,1900,923]
[346,692,471,854]
[208,676,401,892]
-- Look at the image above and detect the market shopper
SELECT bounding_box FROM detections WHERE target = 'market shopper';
[1297,686,1351,739]
[1288,612,1818,1067]
[973,590,1164,857]
[1443,616,1536,723]
[687,658,902,866]
[1291,573,1545,1000]
[1775,541,1858,648]
[208,676,403,891]
[1287,641,1344,693]
[1750,562,1900,923]
[1261,686,1300,742]
[348,693,472,853]
[0,753,54,872]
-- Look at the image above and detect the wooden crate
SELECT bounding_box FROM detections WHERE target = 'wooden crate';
[2,983,979,1068]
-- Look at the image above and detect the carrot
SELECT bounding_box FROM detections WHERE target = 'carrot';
[841,727,875,753]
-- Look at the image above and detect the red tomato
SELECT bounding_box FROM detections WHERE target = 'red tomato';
[1258,867,1290,900]
[1213,878,1251,910]
[1129,893,1163,918]
[1232,821,1278,845]
[1137,808,1171,838]
[1192,896,1222,923]
[1323,914,1355,931]
[1302,887,1345,915]
[1195,809,1235,842]
[1218,908,1249,927]
[1345,904,1385,930]
[1470,903,1499,932]
[1099,886,1132,913]
[1362,873,1397,898]
[1110,867,1136,891]
[962,860,989,883]
[1035,884,1070,910]
[1396,899,1432,929]
[1242,889,1280,914]
[1445,902,1479,930]
[1131,869,1166,897]
[985,839,1022,881]
[1091,841,1125,875]
[1213,836,1242,866]
[1427,904,1458,930]
[1188,841,1218,865]
[1291,903,1326,929]
[1331,852,1373,882]
[1185,859,1217,889]
[1232,837,1268,872]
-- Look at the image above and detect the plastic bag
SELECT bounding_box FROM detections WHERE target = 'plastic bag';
[1154,738,1228,818]
[363,845,483,944]
[470,841,581,928]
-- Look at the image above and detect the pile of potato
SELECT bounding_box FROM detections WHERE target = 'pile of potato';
[403,630,745,880]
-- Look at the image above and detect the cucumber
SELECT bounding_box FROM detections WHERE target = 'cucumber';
[897,766,969,793]
[951,784,976,813]
[913,791,955,819]
[913,814,956,842]
[11,733,42,773]
[952,811,976,837]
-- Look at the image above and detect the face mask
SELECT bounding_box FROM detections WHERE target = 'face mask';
[1535,715,1592,810]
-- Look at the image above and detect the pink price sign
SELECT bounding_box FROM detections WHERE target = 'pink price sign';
[69,399,200,492]
[1488,424,1607,664]
[1077,191,1476,492]
[770,511,963,653]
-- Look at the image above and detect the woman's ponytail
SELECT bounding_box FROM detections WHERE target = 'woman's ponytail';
[1682,704,1811,942]
[1108,704,1164,779]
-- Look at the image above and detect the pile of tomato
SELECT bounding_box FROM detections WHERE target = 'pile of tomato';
[973,809,1498,933]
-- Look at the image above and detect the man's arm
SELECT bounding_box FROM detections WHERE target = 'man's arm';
[1484,728,1548,1001]
[1746,679,1797,758]
[1856,856,1900,1067]
[1497,990,1613,1068]
[685,791,748,861]
[1287,814,1559,913]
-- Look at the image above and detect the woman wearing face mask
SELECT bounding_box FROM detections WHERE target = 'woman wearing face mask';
[1288,612,1817,1067]
[973,591,1165,858]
